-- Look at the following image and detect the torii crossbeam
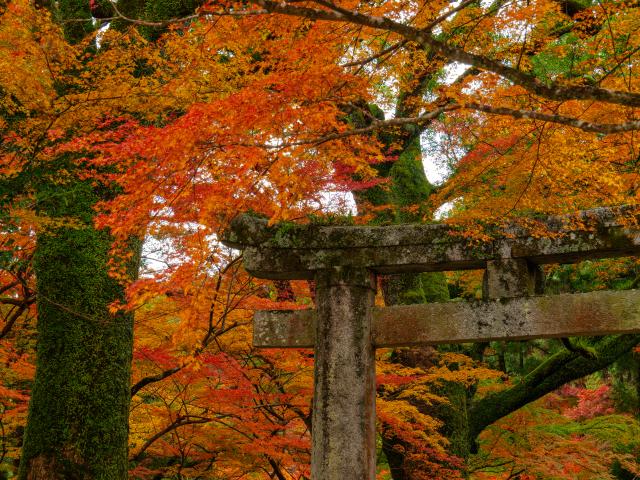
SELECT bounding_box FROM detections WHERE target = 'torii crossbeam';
[223,206,640,480]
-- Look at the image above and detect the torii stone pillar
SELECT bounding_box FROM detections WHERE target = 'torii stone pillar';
[312,267,376,479]
[223,206,640,480]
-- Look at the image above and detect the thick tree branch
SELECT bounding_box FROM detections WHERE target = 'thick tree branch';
[250,0,640,108]
[246,102,640,150]
[72,0,640,124]
[130,366,181,397]
[468,334,640,443]
[0,296,35,340]
[67,0,640,109]
[267,457,288,480]
[466,102,640,133]
[0,281,19,296]
[0,295,36,307]
[241,106,452,148]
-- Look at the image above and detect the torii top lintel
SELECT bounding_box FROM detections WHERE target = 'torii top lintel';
[222,206,640,280]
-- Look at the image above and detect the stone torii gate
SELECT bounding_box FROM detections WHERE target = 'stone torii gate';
[223,206,640,480]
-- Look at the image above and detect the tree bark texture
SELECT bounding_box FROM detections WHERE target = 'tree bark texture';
[18,181,138,480]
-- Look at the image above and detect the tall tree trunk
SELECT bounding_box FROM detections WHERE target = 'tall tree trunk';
[518,342,525,372]
[18,181,139,480]
[15,0,145,475]
[635,354,640,416]
[348,101,467,477]
[15,0,179,475]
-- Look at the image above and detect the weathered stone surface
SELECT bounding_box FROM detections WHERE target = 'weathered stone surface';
[311,267,376,480]
[253,289,640,348]
[254,309,314,347]
[223,207,640,279]
[242,243,493,279]
[225,206,638,249]
[483,259,544,299]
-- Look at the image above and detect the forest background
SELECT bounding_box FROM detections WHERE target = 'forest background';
[1,0,640,477]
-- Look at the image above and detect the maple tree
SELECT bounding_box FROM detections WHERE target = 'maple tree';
[0,0,226,476]
[1,0,376,477]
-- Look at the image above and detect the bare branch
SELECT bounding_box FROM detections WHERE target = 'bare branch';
[131,415,212,461]
[341,39,407,67]
[229,100,640,152]
[466,102,640,133]
[130,258,245,397]
[62,2,267,27]
[308,106,453,144]
[106,0,197,26]
[423,0,477,31]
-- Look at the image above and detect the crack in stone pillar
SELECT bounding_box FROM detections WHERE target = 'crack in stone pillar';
[312,267,376,480]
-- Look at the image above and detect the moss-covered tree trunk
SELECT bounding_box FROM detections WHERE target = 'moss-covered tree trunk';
[15,0,176,476]
[18,181,138,480]
[14,1,141,477]
[347,95,464,477]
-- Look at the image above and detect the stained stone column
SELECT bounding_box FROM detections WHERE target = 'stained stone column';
[483,259,544,299]
[312,267,376,480]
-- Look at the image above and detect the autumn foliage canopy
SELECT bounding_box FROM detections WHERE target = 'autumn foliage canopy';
[1,0,640,476]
